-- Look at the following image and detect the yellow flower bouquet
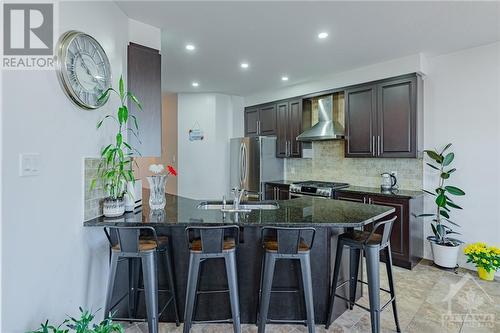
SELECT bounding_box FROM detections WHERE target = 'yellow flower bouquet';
[463,242,500,281]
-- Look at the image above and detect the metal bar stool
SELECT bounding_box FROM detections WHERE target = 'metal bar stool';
[257,227,316,333]
[103,226,180,333]
[183,225,241,333]
[325,216,400,333]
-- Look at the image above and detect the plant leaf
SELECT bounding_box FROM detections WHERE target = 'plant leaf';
[435,193,446,207]
[441,143,452,154]
[446,201,463,209]
[446,168,456,174]
[116,133,122,147]
[130,114,139,131]
[119,75,125,99]
[422,189,436,197]
[442,152,454,166]
[440,172,450,179]
[417,213,435,218]
[426,163,440,170]
[445,186,465,196]
[97,88,113,102]
[127,92,143,111]
[101,144,112,157]
[440,210,450,219]
[425,150,443,163]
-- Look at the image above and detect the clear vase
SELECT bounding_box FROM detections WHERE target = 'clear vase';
[147,175,167,210]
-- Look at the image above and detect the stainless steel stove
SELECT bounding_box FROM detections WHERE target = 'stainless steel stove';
[289,180,349,198]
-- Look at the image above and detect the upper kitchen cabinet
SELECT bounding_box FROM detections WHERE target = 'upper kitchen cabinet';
[244,103,277,137]
[345,74,422,158]
[127,43,161,157]
[276,99,302,158]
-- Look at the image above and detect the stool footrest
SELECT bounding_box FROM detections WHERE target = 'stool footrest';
[267,319,307,325]
[196,289,229,295]
[270,287,301,293]
[192,319,234,324]
[334,279,392,295]
[334,293,396,313]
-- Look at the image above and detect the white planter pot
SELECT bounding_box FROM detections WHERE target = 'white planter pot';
[103,197,125,217]
[430,242,460,268]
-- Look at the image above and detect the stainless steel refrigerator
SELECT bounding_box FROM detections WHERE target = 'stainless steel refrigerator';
[230,136,284,201]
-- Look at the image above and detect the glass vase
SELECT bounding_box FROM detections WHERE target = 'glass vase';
[147,175,167,210]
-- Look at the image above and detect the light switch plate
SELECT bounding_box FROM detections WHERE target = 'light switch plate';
[19,153,40,176]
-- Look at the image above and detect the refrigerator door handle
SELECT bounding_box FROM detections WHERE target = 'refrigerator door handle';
[239,142,244,187]
[242,142,248,185]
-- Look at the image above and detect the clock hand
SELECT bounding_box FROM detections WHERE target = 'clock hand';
[78,54,104,89]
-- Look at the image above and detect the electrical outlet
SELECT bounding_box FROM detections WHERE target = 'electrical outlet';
[19,153,40,177]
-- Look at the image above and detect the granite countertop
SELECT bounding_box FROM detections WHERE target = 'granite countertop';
[337,186,423,199]
[84,193,394,228]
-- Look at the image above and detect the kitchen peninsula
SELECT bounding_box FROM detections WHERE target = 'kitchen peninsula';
[84,192,394,324]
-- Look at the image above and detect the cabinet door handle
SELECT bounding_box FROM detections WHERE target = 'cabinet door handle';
[372,136,375,156]
[287,141,290,157]
[377,136,381,156]
[257,121,261,135]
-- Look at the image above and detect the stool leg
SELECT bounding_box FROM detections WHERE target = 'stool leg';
[225,252,241,333]
[104,251,119,318]
[258,253,276,333]
[349,248,361,310]
[183,254,201,333]
[365,246,381,333]
[128,258,140,320]
[163,250,181,326]
[142,252,159,333]
[385,245,401,333]
[325,239,344,329]
[300,254,315,333]
[256,251,265,326]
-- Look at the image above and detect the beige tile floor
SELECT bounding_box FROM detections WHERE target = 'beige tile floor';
[121,260,500,333]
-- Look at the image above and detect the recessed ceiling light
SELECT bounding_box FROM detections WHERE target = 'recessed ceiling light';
[192,82,199,87]
[240,62,249,69]
[281,76,289,81]
[185,44,196,51]
[318,32,329,39]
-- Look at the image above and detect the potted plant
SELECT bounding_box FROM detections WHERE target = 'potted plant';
[419,143,466,268]
[464,242,500,281]
[91,76,142,217]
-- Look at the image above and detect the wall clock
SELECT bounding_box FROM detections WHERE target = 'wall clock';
[55,30,112,110]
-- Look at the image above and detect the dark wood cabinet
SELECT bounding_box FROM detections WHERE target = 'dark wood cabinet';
[127,43,161,157]
[275,99,303,158]
[264,183,290,200]
[244,104,276,137]
[334,190,423,269]
[345,74,421,158]
[345,85,377,157]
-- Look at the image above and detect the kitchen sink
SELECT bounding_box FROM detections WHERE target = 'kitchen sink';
[197,201,280,212]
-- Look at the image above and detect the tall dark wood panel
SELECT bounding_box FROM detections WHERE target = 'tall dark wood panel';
[377,77,417,157]
[127,43,161,157]
[276,102,288,157]
[258,104,277,135]
[345,85,377,157]
[288,99,302,157]
[244,107,259,137]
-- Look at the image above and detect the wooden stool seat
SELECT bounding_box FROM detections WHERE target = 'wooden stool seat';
[263,238,310,252]
[112,239,158,252]
[190,237,236,252]
[342,230,382,246]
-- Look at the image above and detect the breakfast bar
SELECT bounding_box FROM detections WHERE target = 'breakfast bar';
[84,193,394,325]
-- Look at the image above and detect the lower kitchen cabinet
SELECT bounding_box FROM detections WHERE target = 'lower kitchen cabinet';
[335,190,423,269]
[264,183,290,200]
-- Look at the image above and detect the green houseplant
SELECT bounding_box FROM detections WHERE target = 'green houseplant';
[419,143,465,268]
[28,307,123,333]
[91,76,142,217]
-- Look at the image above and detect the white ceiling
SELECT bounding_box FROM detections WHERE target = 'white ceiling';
[116,1,500,96]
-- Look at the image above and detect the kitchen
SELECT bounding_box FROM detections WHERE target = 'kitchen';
[2,2,500,333]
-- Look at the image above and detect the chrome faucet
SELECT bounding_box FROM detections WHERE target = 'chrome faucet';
[232,187,246,210]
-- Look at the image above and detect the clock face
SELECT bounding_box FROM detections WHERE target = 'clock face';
[55,31,112,109]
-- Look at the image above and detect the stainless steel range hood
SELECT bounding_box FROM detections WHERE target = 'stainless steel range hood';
[296,95,345,141]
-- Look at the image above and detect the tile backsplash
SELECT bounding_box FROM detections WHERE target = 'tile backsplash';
[285,141,423,190]
[84,158,105,221]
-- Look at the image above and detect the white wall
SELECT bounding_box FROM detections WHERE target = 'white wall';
[244,53,426,106]
[423,42,500,269]
[128,18,161,50]
[1,2,159,332]
[177,93,244,200]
